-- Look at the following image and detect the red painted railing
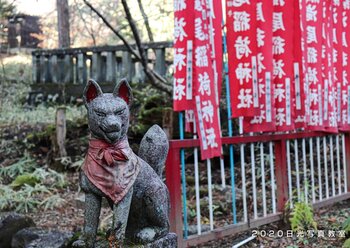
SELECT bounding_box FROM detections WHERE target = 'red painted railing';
[165,131,350,247]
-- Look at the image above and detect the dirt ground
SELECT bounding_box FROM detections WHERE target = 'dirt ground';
[1,123,349,247]
[25,170,349,247]
[192,199,350,248]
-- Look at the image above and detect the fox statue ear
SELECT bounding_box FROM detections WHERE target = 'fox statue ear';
[83,79,103,106]
[113,78,133,106]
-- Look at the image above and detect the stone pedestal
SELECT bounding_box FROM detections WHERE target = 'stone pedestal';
[142,233,177,248]
[95,233,177,248]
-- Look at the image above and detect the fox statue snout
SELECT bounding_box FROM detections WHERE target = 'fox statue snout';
[73,79,174,248]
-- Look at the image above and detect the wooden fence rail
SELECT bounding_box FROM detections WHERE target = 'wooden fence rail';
[29,41,173,104]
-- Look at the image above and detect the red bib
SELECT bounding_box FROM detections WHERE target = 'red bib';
[82,139,140,203]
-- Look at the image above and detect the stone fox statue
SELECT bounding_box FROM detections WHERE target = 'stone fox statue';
[73,79,170,247]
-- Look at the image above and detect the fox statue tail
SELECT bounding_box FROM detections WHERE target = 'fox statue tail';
[138,125,169,178]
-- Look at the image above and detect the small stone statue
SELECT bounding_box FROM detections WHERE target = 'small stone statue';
[73,79,176,247]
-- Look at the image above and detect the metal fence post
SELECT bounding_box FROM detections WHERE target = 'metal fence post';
[274,139,289,211]
[345,133,350,193]
[165,142,184,247]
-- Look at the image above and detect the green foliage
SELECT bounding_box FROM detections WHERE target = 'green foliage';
[0,102,86,125]
[0,180,65,213]
[0,155,67,213]
[0,155,37,179]
[289,200,317,232]
[0,55,86,125]
[343,216,350,235]
[40,194,66,211]
[10,173,40,188]
[0,0,15,17]
[344,238,350,248]
[0,184,49,213]
[129,83,171,137]
[32,168,67,188]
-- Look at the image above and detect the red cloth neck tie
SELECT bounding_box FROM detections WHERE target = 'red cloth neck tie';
[89,139,128,166]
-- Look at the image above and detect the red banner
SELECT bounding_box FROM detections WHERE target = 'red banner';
[244,0,275,132]
[193,0,222,160]
[184,1,223,135]
[302,0,324,130]
[272,0,295,131]
[341,0,350,130]
[226,0,259,118]
[212,0,223,103]
[318,1,339,133]
[293,0,306,129]
[173,1,194,111]
[334,1,342,129]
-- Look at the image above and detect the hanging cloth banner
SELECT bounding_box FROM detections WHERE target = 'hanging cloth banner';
[193,0,222,160]
[226,0,259,118]
[243,0,276,132]
[186,0,223,134]
[173,0,195,111]
[333,1,343,130]
[340,0,350,131]
[293,0,306,129]
[302,0,324,130]
[320,1,339,133]
[321,0,332,130]
[335,0,350,131]
[211,0,223,104]
[299,0,310,125]
[272,0,295,131]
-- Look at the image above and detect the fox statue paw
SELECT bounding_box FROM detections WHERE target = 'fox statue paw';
[71,239,86,248]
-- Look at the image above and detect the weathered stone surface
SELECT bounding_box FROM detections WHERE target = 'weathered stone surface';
[11,227,44,248]
[12,227,73,248]
[75,79,174,247]
[75,193,110,209]
[188,224,211,236]
[138,124,169,177]
[0,212,35,248]
[88,233,177,248]
[142,232,177,248]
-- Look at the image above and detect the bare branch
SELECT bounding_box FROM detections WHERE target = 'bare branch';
[83,0,171,95]
[83,0,140,60]
[136,0,154,42]
[120,0,172,94]
[73,0,96,45]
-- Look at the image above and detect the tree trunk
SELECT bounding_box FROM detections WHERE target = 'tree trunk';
[57,0,70,48]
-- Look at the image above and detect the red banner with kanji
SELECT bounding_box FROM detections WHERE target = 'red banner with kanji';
[244,0,275,132]
[273,0,295,131]
[293,0,306,129]
[212,0,223,104]
[173,1,194,111]
[226,0,259,118]
[193,0,222,160]
[184,0,223,136]
[301,0,324,130]
[325,1,340,133]
[333,1,342,130]
[341,0,350,131]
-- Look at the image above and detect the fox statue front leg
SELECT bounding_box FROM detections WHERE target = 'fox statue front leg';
[111,188,133,246]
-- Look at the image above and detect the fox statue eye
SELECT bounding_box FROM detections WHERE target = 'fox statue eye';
[114,109,125,115]
[95,111,106,117]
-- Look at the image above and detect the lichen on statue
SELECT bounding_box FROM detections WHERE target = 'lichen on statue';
[72,79,176,248]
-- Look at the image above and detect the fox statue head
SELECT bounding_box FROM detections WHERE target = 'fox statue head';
[83,79,133,144]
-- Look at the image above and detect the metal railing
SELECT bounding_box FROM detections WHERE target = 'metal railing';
[165,131,350,247]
